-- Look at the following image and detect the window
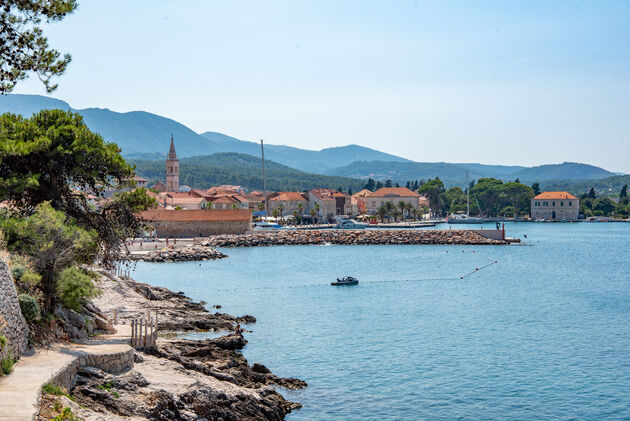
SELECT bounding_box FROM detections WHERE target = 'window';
[543,202,548,207]
[552,202,555,206]
[569,201,572,206]
[560,202,564,206]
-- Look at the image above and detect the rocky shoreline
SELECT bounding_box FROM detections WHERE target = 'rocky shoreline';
[129,245,228,263]
[36,270,306,420]
[202,229,506,247]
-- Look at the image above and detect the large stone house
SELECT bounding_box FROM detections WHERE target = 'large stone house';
[365,187,421,214]
[531,191,579,221]
[308,189,352,222]
[268,192,308,216]
[139,209,252,237]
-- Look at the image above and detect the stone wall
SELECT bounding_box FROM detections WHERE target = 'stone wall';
[153,219,251,237]
[0,259,29,360]
[49,349,135,390]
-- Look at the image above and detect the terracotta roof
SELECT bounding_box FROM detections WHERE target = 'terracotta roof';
[166,192,198,198]
[534,191,578,200]
[171,197,207,203]
[352,189,372,198]
[368,187,420,198]
[133,175,147,182]
[270,192,307,202]
[139,209,251,221]
[213,196,240,204]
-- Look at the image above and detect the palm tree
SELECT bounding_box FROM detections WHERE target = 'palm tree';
[278,203,284,223]
[377,205,387,222]
[404,202,413,220]
[392,209,402,222]
[310,208,317,224]
[410,208,418,221]
[257,202,265,211]
[272,208,279,221]
[398,201,407,219]
[314,203,320,224]
[297,202,304,225]
[292,210,298,225]
[384,201,394,221]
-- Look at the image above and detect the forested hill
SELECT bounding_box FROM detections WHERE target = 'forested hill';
[542,174,630,197]
[326,160,617,187]
[131,153,366,192]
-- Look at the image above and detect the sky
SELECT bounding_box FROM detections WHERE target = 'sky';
[13,0,630,172]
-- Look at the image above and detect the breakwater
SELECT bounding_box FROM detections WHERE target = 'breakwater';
[201,229,506,247]
[129,245,228,262]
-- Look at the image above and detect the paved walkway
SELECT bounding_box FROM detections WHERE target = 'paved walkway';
[0,325,131,421]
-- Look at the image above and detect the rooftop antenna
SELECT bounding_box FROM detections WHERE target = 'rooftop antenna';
[260,139,268,220]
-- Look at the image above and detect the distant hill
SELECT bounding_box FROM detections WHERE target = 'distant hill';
[326,161,617,187]
[199,131,411,173]
[541,174,630,197]
[508,162,615,183]
[0,94,410,173]
[131,152,366,192]
[0,94,222,158]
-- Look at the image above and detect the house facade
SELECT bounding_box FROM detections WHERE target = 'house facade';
[268,192,308,216]
[531,191,579,221]
[308,189,351,222]
[365,187,421,214]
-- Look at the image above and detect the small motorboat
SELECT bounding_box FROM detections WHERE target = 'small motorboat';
[331,276,359,286]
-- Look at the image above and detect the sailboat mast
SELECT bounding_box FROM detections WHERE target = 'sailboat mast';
[260,139,268,219]
[466,171,470,217]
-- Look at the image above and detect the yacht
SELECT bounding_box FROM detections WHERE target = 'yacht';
[252,222,285,231]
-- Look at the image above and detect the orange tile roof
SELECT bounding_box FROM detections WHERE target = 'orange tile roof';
[212,196,240,204]
[534,191,578,200]
[352,189,372,198]
[368,187,420,198]
[139,209,251,221]
[270,192,307,202]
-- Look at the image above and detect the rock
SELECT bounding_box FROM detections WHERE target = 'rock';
[252,362,271,374]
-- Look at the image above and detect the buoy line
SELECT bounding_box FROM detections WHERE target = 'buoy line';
[207,249,499,293]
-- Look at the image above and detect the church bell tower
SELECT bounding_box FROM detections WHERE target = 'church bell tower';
[166,135,179,192]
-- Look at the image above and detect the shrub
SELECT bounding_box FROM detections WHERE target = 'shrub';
[11,264,28,281]
[20,271,42,286]
[56,267,101,312]
[1,352,15,375]
[51,407,80,421]
[0,334,6,351]
[18,294,40,321]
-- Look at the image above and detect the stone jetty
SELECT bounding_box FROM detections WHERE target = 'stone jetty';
[202,229,506,247]
[129,244,228,262]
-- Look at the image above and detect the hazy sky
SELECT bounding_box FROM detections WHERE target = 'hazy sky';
[13,1,630,172]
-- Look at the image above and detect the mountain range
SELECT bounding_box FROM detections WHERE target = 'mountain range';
[0,94,622,187]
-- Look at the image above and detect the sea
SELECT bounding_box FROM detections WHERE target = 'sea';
[132,222,630,420]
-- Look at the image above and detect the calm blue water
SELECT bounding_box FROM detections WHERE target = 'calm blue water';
[132,223,630,420]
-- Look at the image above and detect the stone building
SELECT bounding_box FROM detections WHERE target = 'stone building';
[531,191,579,221]
[308,189,352,222]
[365,187,421,214]
[166,135,179,192]
[268,192,308,216]
[139,209,252,237]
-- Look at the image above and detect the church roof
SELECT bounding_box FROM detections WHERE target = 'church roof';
[168,135,178,160]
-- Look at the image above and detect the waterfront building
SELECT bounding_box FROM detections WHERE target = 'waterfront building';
[365,187,421,214]
[133,175,148,188]
[166,135,179,192]
[139,209,252,237]
[211,195,242,209]
[268,192,308,216]
[352,189,372,215]
[531,191,579,221]
[308,189,352,222]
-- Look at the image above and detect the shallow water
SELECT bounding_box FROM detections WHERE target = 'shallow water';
[132,222,630,420]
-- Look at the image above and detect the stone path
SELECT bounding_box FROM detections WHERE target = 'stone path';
[0,325,131,421]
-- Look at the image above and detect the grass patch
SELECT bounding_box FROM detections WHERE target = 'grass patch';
[50,406,80,421]
[42,380,75,401]
[1,352,15,375]
[97,381,120,398]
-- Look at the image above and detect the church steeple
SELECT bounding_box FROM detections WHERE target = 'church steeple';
[168,134,178,160]
[166,134,179,192]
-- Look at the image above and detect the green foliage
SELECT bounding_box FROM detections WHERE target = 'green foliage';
[18,294,40,321]
[42,380,74,401]
[0,109,143,265]
[113,187,157,213]
[0,1,77,94]
[419,178,445,215]
[1,351,15,375]
[1,202,97,310]
[11,264,28,281]
[51,406,80,421]
[56,267,101,312]
[592,198,616,215]
[20,271,41,286]
[0,334,6,351]
[131,153,366,193]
